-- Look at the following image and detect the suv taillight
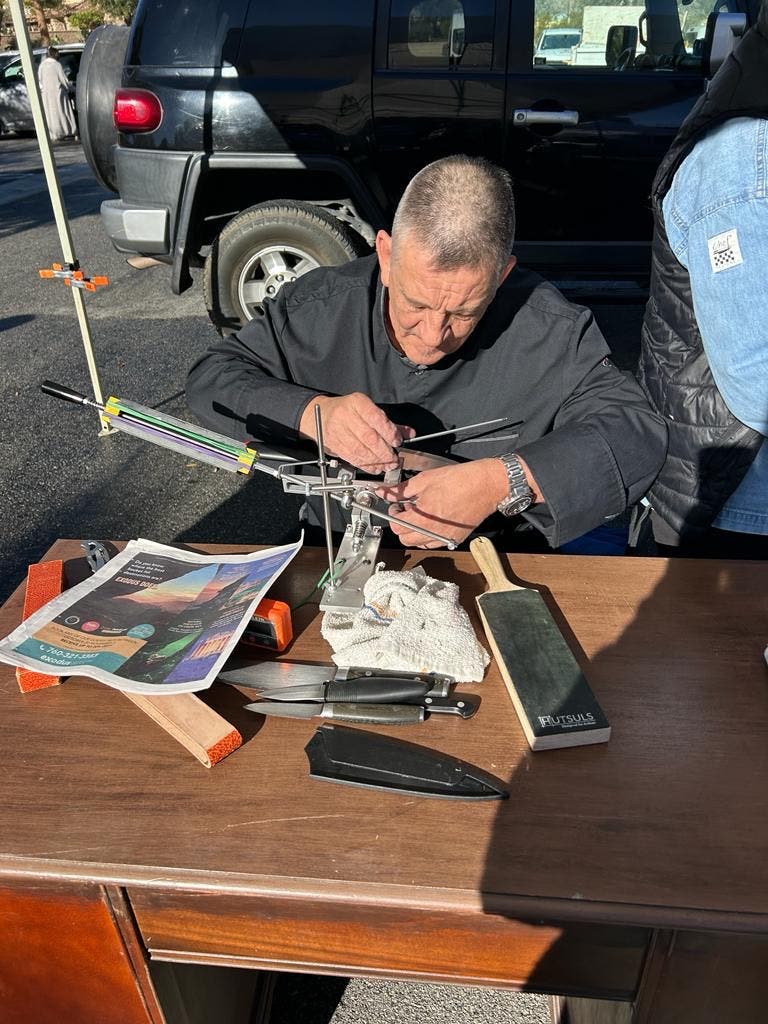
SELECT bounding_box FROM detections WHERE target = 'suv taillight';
[113,89,163,132]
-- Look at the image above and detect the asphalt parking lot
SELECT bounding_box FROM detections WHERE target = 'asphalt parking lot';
[0,134,648,1024]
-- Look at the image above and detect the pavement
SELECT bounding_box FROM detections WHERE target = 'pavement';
[0,133,646,1024]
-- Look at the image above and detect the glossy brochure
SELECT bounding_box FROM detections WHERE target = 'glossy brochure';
[0,538,302,694]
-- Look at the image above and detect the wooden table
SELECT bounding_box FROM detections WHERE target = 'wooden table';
[1,540,767,1024]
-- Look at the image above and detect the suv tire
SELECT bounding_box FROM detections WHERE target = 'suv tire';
[76,25,130,193]
[204,200,367,331]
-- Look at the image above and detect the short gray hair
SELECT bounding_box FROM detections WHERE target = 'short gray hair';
[391,156,515,278]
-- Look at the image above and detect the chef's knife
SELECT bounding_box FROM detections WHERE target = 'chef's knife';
[218,659,454,698]
[245,701,424,725]
[246,677,431,704]
[258,690,480,719]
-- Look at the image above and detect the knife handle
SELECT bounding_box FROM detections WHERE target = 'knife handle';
[326,677,431,703]
[323,703,424,725]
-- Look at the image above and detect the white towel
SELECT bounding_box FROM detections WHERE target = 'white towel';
[321,566,489,682]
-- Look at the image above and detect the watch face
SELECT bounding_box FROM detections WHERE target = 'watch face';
[506,494,533,515]
[498,492,533,517]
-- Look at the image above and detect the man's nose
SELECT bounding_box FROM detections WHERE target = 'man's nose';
[420,309,449,343]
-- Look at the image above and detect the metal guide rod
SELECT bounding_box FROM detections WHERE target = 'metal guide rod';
[9,0,110,432]
[314,405,337,588]
[400,416,521,446]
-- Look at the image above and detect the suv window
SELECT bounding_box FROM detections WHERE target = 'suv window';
[532,0,710,71]
[130,0,249,66]
[388,0,495,69]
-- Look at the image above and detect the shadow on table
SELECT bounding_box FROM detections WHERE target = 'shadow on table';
[478,554,767,1019]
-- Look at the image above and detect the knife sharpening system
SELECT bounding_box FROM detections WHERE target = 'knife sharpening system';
[41,382,512,614]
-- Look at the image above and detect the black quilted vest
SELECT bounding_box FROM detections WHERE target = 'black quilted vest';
[637,7,768,544]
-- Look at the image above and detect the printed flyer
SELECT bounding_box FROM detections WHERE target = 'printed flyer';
[0,538,302,694]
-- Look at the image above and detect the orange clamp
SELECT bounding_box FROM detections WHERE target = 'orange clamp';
[38,262,109,291]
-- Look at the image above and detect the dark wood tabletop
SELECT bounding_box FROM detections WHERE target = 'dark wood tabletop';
[1,539,767,948]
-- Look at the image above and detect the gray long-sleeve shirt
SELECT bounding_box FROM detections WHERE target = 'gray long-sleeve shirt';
[187,255,666,547]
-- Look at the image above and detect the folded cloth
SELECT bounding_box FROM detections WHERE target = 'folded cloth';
[321,566,489,682]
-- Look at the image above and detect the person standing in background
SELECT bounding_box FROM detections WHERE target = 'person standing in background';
[38,46,76,142]
[635,0,768,558]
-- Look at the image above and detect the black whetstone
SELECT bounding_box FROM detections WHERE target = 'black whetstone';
[471,537,610,750]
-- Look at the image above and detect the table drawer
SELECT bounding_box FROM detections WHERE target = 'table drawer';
[130,889,648,998]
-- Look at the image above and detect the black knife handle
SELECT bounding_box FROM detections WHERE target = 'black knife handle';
[422,693,481,718]
[326,677,431,703]
[324,703,424,725]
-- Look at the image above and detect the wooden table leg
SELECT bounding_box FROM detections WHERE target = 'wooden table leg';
[631,929,768,1023]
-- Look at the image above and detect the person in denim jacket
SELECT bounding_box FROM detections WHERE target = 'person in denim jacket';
[636,1,768,558]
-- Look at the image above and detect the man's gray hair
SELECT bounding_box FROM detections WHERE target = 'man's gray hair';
[391,156,515,277]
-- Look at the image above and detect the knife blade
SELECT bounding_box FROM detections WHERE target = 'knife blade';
[244,701,424,725]
[218,659,454,698]
[396,448,457,473]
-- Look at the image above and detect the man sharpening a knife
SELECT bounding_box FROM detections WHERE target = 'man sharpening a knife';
[187,155,666,551]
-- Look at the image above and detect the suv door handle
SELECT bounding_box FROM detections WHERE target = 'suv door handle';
[512,109,579,126]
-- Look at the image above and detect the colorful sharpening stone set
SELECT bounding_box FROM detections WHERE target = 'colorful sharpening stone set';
[102,396,259,475]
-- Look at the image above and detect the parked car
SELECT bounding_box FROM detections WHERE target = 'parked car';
[0,44,83,136]
[534,27,582,65]
[76,0,756,331]
[0,51,20,72]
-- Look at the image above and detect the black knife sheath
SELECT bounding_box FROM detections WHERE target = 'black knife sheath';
[304,725,509,800]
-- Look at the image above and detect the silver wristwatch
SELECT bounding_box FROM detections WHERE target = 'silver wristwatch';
[496,453,534,517]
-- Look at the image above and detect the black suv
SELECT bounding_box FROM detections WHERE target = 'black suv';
[78,0,756,330]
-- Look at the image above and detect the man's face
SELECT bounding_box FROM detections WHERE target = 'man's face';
[376,230,515,365]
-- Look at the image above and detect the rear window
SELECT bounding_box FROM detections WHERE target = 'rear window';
[129,0,249,66]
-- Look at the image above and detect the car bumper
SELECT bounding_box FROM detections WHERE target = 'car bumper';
[101,147,192,255]
[101,199,169,254]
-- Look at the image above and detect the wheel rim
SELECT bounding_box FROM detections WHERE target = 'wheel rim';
[237,244,319,320]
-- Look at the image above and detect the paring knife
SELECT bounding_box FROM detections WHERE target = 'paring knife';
[218,659,454,699]
[245,702,425,725]
[245,694,480,720]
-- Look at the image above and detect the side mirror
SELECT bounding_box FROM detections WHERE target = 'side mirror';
[605,24,638,68]
[703,11,747,77]
[449,26,465,60]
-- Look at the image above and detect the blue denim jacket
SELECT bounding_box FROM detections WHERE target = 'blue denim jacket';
[663,117,768,535]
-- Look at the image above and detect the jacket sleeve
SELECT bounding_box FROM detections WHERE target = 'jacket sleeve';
[517,310,667,547]
[186,293,323,445]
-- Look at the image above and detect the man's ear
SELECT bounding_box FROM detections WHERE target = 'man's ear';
[376,230,393,287]
[498,255,517,286]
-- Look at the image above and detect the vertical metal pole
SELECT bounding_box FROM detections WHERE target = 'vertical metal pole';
[8,0,112,434]
[314,405,337,588]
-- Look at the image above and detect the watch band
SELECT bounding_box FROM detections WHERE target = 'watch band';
[496,453,534,517]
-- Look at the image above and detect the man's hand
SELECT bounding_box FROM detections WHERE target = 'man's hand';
[374,459,511,548]
[299,394,415,473]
